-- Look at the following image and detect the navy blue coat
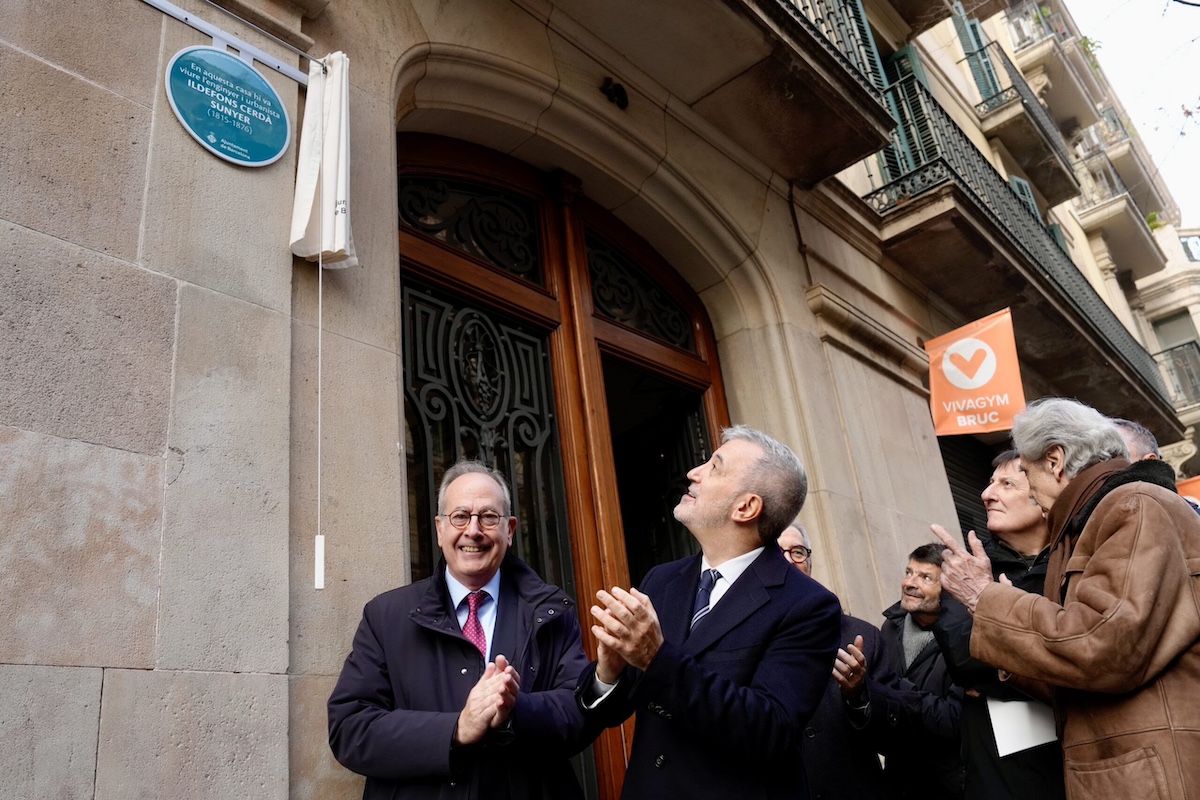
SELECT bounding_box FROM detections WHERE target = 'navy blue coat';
[801,615,903,800]
[879,603,965,800]
[579,547,841,800]
[328,555,595,800]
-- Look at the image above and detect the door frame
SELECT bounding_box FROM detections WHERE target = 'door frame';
[397,134,730,796]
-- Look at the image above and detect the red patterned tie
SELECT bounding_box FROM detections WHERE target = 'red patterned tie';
[463,590,488,659]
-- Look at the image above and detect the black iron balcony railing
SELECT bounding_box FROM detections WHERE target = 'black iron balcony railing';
[865,75,1168,401]
[1074,152,1131,213]
[968,42,1075,172]
[1007,0,1070,50]
[1155,342,1200,410]
[1075,108,1129,156]
[764,0,886,97]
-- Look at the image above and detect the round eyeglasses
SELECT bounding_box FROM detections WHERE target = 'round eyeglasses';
[782,545,812,565]
[443,511,506,531]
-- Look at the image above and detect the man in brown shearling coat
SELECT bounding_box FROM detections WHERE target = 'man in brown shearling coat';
[934,398,1200,800]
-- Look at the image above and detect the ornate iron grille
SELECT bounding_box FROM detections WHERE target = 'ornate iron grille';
[1154,342,1200,411]
[402,280,573,594]
[398,176,543,285]
[586,232,696,353]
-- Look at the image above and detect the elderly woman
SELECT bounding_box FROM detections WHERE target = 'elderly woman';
[933,397,1200,800]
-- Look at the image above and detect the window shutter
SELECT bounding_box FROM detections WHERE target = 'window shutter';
[1010,175,1039,219]
[878,47,938,182]
[953,3,1002,101]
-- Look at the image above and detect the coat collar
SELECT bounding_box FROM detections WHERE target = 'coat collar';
[1043,458,1176,603]
[410,554,571,635]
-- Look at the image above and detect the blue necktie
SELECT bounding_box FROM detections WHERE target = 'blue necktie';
[691,569,722,629]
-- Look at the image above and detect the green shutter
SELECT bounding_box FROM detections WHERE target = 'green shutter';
[1047,223,1068,253]
[953,3,1002,101]
[846,0,887,91]
[878,47,937,182]
[1010,175,1040,219]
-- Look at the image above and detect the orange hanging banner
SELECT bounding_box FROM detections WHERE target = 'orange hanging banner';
[925,308,1026,435]
[1176,475,1200,504]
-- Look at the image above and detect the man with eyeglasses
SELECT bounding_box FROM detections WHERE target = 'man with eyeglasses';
[780,522,904,799]
[578,425,841,800]
[329,460,596,800]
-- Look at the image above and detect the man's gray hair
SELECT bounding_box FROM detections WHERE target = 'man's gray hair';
[437,460,513,516]
[1011,398,1128,479]
[788,520,812,550]
[722,425,808,546]
[1112,418,1161,460]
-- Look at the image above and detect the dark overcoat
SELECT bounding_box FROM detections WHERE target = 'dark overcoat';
[879,602,965,799]
[800,614,902,800]
[328,555,594,800]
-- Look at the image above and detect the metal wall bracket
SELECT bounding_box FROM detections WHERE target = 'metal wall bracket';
[140,0,311,86]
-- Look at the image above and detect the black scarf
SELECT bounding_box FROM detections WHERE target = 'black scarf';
[1044,458,1177,604]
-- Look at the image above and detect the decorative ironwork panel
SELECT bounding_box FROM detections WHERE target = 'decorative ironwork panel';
[403,279,572,594]
[398,176,543,285]
[1155,342,1200,411]
[1074,152,1141,216]
[586,232,696,353]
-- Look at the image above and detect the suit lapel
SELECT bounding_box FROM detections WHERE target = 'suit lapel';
[655,556,702,647]
[684,549,782,655]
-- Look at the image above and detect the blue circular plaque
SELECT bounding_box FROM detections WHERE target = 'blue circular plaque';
[165,46,290,167]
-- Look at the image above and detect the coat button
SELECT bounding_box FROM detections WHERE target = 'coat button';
[548,609,555,615]
[805,727,815,738]
[654,755,666,768]
[537,617,543,623]
[460,668,467,675]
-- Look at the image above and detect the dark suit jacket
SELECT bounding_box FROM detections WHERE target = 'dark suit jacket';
[578,547,841,800]
[328,555,595,800]
[801,615,902,800]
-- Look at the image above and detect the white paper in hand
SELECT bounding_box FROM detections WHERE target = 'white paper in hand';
[987,697,1057,757]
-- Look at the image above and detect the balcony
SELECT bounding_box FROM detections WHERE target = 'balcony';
[968,42,1079,204]
[863,76,1181,440]
[1076,111,1178,225]
[1155,342,1200,412]
[553,0,895,185]
[1007,1,1102,132]
[890,0,1008,36]
[1073,153,1166,280]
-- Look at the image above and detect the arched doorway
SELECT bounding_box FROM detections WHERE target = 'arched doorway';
[397,133,729,797]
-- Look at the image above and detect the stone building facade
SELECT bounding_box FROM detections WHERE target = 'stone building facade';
[0,0,1186,796]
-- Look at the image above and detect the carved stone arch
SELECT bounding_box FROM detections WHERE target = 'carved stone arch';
[390,42,765,326]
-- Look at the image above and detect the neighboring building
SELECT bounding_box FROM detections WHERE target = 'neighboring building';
[0,0,1187,797]
[1132,225,1200,474]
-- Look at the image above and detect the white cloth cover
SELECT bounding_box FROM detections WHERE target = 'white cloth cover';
[290,51,357,268]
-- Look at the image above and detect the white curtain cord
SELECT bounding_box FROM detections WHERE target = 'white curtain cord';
[314,54,328,590]
[316,244,325,590]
